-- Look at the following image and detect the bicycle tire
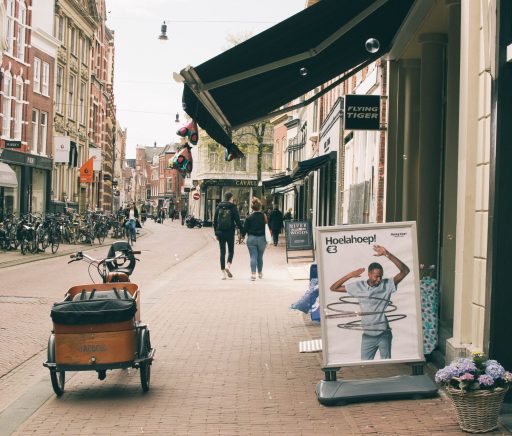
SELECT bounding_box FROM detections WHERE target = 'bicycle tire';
[51,239,60,254]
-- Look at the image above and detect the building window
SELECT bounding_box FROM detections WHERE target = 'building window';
[2,73,13,138]
[40,112,48,154]
[68,74,76,120]
[6,0,14,55]
[79,82,86,125]
[234,156,247,172]
[17,2,26,62]
[92,103,98,142]
[69,26,77,55]
[55,15,64,42]
[80,37,88,65]
[33,57,41,93]
[56,66,64,113]
[167,178,172,192]
[14,79,23,140]
[31,109,39,153]
[42,62,50,96]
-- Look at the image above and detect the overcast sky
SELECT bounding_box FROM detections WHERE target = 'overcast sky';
[105,0,305,158]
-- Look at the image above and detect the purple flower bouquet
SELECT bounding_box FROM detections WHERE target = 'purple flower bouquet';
[435,352,512,392]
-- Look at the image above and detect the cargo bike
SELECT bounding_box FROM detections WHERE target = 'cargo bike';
[43,241,155,396]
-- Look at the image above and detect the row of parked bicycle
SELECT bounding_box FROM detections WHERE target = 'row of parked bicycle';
[0,210,128,255]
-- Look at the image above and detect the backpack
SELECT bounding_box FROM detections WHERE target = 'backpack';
[217,206,232,231]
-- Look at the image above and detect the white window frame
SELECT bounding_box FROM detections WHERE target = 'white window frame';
[6,0,14,55]
[2,72,13,138]
[42,62,49,96]
[14,78,23,140]
[79,81,86,125]
[17,2,26,62]
[56,66,63,114]
[33,57,41,93]
[40,111,48,154]
[31,108,39,153]
[68,74,76,120]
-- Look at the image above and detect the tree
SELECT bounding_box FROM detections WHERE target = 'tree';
[225,33,273,182]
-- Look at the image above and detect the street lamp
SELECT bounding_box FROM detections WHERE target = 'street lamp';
[158,21,168,40]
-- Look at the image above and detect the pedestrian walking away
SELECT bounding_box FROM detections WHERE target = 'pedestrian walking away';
[241,197,267,281]
[213,191,242,279]
[268,204,284,246]
[181,204,188,226]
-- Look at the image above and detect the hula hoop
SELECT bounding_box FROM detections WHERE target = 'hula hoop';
[325,295,407,331]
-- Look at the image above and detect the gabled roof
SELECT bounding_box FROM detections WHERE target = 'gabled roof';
[144,146,165,161]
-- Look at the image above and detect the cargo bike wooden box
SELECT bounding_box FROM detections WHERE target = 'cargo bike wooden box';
[43,246,155,396]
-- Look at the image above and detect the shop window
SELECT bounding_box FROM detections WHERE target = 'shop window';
[3,165,20,216]
[31,169,46,213]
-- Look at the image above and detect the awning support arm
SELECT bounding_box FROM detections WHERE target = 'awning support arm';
[198,0,389,92]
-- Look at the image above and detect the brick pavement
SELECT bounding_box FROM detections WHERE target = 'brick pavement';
[5,231,510,435]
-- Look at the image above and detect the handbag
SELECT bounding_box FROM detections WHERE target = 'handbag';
[265,224,272,245]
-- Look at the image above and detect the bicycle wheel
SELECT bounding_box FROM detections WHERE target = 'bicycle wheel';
[21,240,28,255]
[50,370,65,396]
[40,231,50,250]
[51,234,60,254]
[97,228,105,245]
[30,235,38,253]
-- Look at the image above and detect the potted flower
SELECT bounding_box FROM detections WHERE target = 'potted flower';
[435,352,512,433]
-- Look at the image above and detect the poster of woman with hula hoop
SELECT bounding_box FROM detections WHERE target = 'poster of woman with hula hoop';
[316,222,424,367]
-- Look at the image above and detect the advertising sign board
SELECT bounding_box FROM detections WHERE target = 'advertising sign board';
[315,222,423,367]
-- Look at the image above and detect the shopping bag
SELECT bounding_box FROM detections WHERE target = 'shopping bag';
[265,224,272,245]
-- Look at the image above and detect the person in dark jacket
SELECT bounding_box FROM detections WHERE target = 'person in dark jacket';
[181,204,188,226]
[241,197,267,281]
[268,204,284,246]
[213,191,243,280]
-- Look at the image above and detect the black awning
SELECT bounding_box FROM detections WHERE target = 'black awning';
[262,152,335,189]
[179,0,415,148]
[262,174,293,189]
[291,152,336,181]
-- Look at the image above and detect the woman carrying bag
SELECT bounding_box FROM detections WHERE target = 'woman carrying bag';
[241,197,268,281]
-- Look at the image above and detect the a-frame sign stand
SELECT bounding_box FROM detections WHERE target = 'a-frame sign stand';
[316,363,438,406]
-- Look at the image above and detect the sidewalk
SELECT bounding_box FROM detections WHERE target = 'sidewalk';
[0,227,149,269]
[7,230,510,435]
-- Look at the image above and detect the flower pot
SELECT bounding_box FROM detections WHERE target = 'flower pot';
[447,386,508,433]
